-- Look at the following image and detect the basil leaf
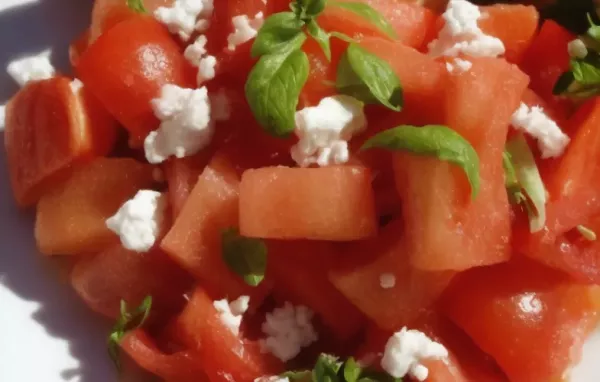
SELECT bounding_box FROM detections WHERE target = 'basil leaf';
[221,228,268,286]
[577,225,597,241]
[107,296,153,370]
[587,13,600,41]
[336,43,402,111]
[314,354,342,382]
[505,134,547,233]
[245,41,309,137]
[252,12,305,58]
[307,19,331,61]
[328,1,397,39]
[330,31,357,43]
[126,0,146,13]
[503,151,527,206]
[342,357,362,382]
[362,125,480,199]
[572,56,600,85]
[282,370,313,381]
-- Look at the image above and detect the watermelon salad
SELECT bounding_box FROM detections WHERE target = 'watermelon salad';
[4,0,600,381]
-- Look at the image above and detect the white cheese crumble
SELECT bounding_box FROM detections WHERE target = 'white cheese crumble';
[379,273,396,289]
[428,0,505,58]
[198,55,217,83]
[69,78,84,94]
[154,0,214,41]
[184,35,208,66]
[291,95,367,167]
[381,327,449,381]
[568,38,588,59]
[106,190,167,253]
[445,58,473,74]
[0,104,5,131]
[260,303,318,362]
[7,51,55,87]
[227,13,265,51]
[211,89,232,121]
[511,102,570,159]
[213,295,250,336]
[145,84,213,164]
[254,377,289,382]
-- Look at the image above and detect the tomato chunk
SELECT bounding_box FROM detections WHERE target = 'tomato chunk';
[442,258,600,382]
[395,57,528,271]
[35,158,155,256]
[78,15,196,143]
[4,76,117,207]
[239,166,377,241]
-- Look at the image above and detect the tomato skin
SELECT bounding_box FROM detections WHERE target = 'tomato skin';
[77,16,196,143]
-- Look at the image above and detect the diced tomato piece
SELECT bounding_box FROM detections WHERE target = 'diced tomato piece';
[4,76,118,207]
[171,287,282,381]
[239,166,377,241]
[441,258,600,382]
[267,241,365,340]
[71,244,191,318]
[394,57,528,271]
[35,158,155,256]
[520,20,574,116]
[78,16,196,143]
[330,220,455,331]
[161,154,261,299]
[317,1,437,49]
[122,330,207,382]
[478,4,539,64]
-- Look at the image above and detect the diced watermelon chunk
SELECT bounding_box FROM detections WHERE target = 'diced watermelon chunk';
[394,57,529,271]
[441,258,600,382]
[163,154,210,219]
[329,220,455,331]
[35,158,155,256]
[239,166,377,241]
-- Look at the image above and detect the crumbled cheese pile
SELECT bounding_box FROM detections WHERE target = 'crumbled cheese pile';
[154,0,214,41]
[381,327,449,381]
[7,50,55,87]
[106,190,167,253]
[511,103,570,158]
[227,13,265,51]
[291,95,367,168]
[428,0,504,58]
[445,57,473,74]
[260,303,318,362]
[184,35,217,85]
[213,295,250,335]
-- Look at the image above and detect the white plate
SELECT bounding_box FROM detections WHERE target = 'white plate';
[0,1,598,381]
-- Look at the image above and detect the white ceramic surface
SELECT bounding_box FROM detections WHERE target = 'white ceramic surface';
[0,1,598,381]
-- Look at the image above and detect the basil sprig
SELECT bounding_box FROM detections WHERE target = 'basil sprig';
[245,0,402,137]
[362,125,480,200]
[221,228,268,287]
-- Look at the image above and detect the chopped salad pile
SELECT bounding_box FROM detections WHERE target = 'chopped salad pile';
[5,0,600,381]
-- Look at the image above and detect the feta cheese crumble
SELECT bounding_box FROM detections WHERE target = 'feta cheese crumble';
[428,0,505,58]
[69,78,84,94]
[291,95,367,168]
[198,55,217,83]
[380,273,396,289]
[184,35,208,66]
[213,295,250,336]
[260,303,318,362]
[445,58,473,74]
[254,377,289,382]
[227,13,265,51]
[511,102,570,158]
[7,51,55,87]
[145,84,213,164]
[154,0,214,41]
[0,105,6,131]
[106,190,167,253]
[568,38,588,59]
[381,327,449,381]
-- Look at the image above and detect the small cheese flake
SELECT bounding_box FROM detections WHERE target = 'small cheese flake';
[445,58,472,74]
[254,377,289,382]
[213,296,250,336]
[511,103,570,159]
[184,35,208,66]
[568,39,588,59]
[227,13,265,51]
[198,55,217,84]
[381,327,448,381]
[0,104,6,131]
[7,51,55,87]
[380,273,396,289]
[69,79,84,94]
[154,0,214,41]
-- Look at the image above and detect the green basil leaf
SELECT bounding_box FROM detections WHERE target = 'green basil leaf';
[245,41,309,137]
[303,0,327,18]
[336,43,402,111]
[307,19,331,61]
[342,357,362,382]
[221,228,268,286]
[577,225,597,241]
[107,296,153,370]
[328,1,397,39]
[571,57,600,85]
[126,0,146,13]
[251,12,306,58]
[330,31,357,43]
[282,370,313,381]
[503,151,528,206]
[505,133,547,233]
[362,125,480,199]
[587,13,600,41]
[314,354,342,382]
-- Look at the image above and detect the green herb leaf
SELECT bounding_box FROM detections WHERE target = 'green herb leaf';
[107,296,153,370]
[314,354,342,382]
[587,13,600,41]
[336,43,402,111]
[126,0,146,13]
[505,133,547,233]
[571,56,600,85]
[342,358,362,382]
[251,12,306,58]
[328,1,397,39]
[503,151,528,206]
[307,19,331,61]
[330,31,357,43]
[245,41,309,137]
[221,228,268,286]
[577,224,597,241]
[362,125,480,199]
